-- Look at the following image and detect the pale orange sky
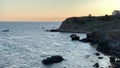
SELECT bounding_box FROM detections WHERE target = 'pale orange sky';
[0,0,120,22]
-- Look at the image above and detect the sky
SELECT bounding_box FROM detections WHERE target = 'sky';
[0,0,120,22]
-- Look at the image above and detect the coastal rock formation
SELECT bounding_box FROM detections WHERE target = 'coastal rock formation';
[80,30,120,67]
[50,15,120,33]
[80,30,120,58]
[42,55,64,65]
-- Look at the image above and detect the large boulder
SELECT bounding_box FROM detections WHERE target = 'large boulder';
[42,55,64,65]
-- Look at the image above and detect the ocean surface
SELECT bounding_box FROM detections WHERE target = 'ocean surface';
[0,22,111,68]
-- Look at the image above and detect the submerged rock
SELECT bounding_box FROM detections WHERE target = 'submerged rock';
[95,53,100,56]
[2,29,10,32]
[93,63,99,68]
[42,55,64,65]
[98,57,103,59]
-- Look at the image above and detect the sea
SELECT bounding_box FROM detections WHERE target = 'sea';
[0,22,111,68]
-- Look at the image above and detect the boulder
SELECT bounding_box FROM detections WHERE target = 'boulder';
[70,34,78,38]
[70,34,80,41]
[71,36,80,41]
[98,57,103,59]
[95,53,100,56]
[42,55,64,65]
[80,38,92,42]
[93,63,99,68]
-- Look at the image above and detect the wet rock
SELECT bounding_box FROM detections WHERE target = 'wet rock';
[93,63,99,68]
[46,29,59,32]
[98,57,103,59]
[42,55,64,65]
[71,36,80,41]
[70,34,80,41]
[70,34,77,37]
[80,38,92,42]
[108,66,111,68]
[2,29,10,32]
[110,57,115,63]
[95,53,100,56]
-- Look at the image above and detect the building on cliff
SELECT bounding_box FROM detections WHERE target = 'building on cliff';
[112,10,120,15]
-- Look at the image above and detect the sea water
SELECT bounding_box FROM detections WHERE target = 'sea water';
[0,22,111,68]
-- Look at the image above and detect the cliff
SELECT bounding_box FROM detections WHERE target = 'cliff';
[51,15,120,33]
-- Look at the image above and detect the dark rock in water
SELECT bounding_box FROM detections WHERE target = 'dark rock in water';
[71,36,80,41]
[98,57,103,59]
[108,66,111,68]
[80,38,92,42]
[93,63,99,68]
[2,29,10,32]
[70,34,80,41]
[49,29,59,32]
[70,34,78,38]
[42,55,64,65]
[95,53,100,56]
[110,57,115,63]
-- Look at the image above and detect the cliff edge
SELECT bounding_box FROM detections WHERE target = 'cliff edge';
[51,15,120,33]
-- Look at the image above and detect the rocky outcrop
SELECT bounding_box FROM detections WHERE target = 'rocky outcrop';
[80,30,120,67]
[50,15,120,33]
[42,55,64,65]
[80,30,120,58]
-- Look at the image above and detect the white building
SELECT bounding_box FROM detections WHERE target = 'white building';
[112,10,120,15]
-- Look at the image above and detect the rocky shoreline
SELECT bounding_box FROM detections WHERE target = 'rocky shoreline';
[80,30,120,68]
[48,15,120,67]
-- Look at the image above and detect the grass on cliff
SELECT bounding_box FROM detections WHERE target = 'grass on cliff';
[61,15,120,31]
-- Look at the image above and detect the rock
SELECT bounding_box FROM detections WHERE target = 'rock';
[80,38,92,42]
[46,29,59,32]
[42,55,64,65]
[70,34,80,41]
[98,57,103,59]
[93,63,99,68]
[71,36,80,41]
[110,57,115,63]
[2,29,10,32]
[70,34,77,38]
[95,53,100,56]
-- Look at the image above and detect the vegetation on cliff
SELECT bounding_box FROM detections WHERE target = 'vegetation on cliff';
[58,15,120,33]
